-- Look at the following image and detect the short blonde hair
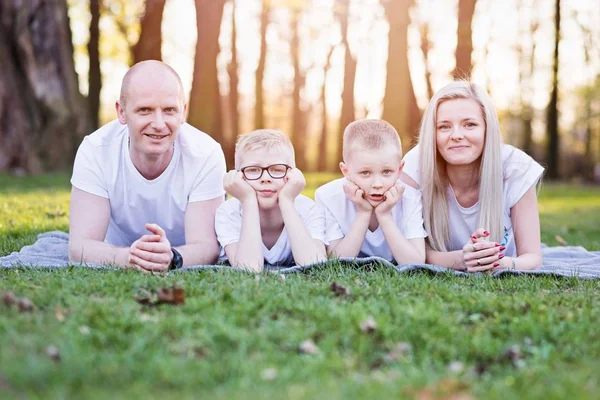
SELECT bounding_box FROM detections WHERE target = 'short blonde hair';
[235,129,295,169]
[342,119,402,162]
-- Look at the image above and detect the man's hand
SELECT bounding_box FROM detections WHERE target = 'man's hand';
[278,168,305,203]
[224,170,256,203]
[128,223,173,272]
[343,179,373,214]
[374,183,405,218]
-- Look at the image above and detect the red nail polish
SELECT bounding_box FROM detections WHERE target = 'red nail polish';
[483,230,490,236]
[498,254,505,259]
[471,235,477,239]
[495,243,501,247]
[499,246,506,251]
[493,262,499,267]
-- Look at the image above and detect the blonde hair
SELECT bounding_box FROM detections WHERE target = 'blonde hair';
[234,129,295,169]
[418,81,503,251]
[342,119,402,162]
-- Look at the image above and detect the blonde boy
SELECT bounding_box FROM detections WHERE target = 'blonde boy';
[314,120,426,264]
[215,129,326,271]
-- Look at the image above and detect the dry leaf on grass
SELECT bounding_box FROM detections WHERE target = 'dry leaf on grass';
[134,286,185,306]
[55,307,68,322]
[555,235,568,246]
[2,292,17,307]
[17,298,34,312]
[330,281,350,297]
[410,379,474,400]
[46,346,61,362]
[298,339,320,355]
[360,316,378,333]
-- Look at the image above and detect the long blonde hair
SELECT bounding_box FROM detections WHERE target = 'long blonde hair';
[418,81,503,251]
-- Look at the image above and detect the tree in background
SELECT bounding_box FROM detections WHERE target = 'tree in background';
[226,0,239,169]
[255,0,270,130]
[317,45,337,172]
[188,0,227,142]
[381,0,420,153]
[132,0,167,63]
[453,0,477,79]
[335,0,357,163]
[0,0,89,173]
[290,6,308,170]
[546,0,560,179]
[88,0,102,130]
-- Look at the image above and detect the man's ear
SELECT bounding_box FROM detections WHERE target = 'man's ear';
[116,101,127,125]
[181,103,188,123]
[339,162,349,177]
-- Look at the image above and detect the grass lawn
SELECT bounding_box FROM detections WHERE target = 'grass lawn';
[1,173,600,399]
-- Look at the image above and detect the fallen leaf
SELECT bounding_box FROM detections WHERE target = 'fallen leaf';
[17,298,34,312]
[360,316,378,333]
[55,307,67,322]
[134,286,185,306]
[330,281,350,297]
[298,339,320,355]
[261,367,277,381]
[79,326,91,335]
[46,346,61,362]
[2,292,17,307]
[412,379,474,400]
[279,274,286,281]
[555,235,568,246]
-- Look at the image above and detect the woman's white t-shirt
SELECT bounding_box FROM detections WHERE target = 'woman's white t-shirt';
[314,178,427,262]
[70,120,226,247]
[402,144,544,256]
[215,194,325,266]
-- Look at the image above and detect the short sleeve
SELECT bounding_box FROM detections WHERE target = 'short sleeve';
[70,137,108,198]
[402,145,421,186]
[189,146,227,202]
[503,146,545,208]
[314,188,344,244]
[300,200,326,244]
[215,201,242,248]
[401,186,428,239]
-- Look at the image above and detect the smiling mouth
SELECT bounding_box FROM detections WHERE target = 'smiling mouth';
[449,146,469,150]
[144,134,168,140]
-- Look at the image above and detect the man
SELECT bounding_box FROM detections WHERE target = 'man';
[69,60,225,272]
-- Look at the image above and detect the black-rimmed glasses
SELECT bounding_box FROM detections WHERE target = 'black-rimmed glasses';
[240,164,291,180]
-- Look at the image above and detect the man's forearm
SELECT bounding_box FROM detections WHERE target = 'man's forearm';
[175,241,221,266]
[69,239,130,267]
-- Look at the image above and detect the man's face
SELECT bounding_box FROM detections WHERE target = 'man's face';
[340,146,403,208]
[239,147,294,210]
[116,72,186,160]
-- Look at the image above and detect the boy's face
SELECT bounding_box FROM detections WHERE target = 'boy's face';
[340,146,403,208]
[239,147,294,209]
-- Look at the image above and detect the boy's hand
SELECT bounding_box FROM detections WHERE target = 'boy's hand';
[224,170,256,203]
[343,179,372,214]
[374,183,405,217]
[279,168,306,203]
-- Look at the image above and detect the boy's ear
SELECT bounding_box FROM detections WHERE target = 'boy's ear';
[339,162,349,177]
[398,159,405,174]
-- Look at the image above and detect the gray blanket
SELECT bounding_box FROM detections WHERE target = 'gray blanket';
[1,231,600,278]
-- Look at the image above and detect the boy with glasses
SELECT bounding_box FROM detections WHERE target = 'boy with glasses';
[215,129,327,271]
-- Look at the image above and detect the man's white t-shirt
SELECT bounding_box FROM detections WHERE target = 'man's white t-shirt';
[314,178,427,262]
[215,195,325,266]
[71,119,226,247]
[402,144,545,256]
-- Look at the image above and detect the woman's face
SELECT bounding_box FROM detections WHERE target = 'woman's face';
[435,98,486,167]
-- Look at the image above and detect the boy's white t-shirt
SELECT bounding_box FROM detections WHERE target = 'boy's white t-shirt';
[215,194,326,266]
[70,119,226,247]
[314,178,427,262]
[402,144,545,256]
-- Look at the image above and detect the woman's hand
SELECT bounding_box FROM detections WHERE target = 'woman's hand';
[461,228,505,272]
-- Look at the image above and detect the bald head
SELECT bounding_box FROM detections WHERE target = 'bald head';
[119,60,185,109]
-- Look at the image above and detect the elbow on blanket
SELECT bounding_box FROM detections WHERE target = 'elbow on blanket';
[68,241,83,263]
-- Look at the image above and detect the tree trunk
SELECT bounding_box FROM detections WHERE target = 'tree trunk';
[88,0,101,131]
[226,0,239,169]
[132,0,167,63]
[255,0,269,130]
[546,0,560,179]
[336,0,357,163]
[290,10,307,170]
[317,46,336,172]
[419,23,434,99]
[381,0,420,154]
[188,0,227,142]
[0,0,90,173]
[453,0,477,79]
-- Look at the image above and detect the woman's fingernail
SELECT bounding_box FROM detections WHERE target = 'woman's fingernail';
[495,243,501,247]
[493,262,499,267]
[499,246,506,251]
[471,235,477,240]
[483,230,490,236]
[498,254,505,259]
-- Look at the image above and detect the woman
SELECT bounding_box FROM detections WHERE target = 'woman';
[402,81,544,272]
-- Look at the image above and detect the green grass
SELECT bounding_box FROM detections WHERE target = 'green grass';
[1,173,600,399]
